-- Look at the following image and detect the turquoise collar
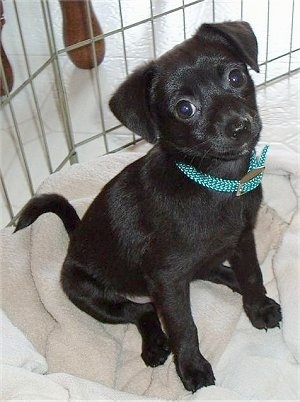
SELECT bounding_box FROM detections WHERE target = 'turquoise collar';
[176,145,269,197]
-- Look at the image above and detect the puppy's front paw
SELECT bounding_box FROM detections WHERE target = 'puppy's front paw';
[177,356,215,392]
[244,296,282,330]
[141,331,170,367]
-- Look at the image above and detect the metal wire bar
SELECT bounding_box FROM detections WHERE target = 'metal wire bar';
[257,65,300,88]
[84,0,109,153]
[259,48,300,67]
[118,0,129,76]
[41,0,78,165]
[39,124,124,175]
[12,0,53,174]
[0,47,35,197]
[288,0,295,74]
[75,123,123,148]
[53,136,144,172]
[240,0,244,20]
[149,0,157,59]
[182,0,187,40]
[117,0,136,143]
[1,56,55,107]
[264,0,271,83]
[0,99,35,196]
[0,171,14,221]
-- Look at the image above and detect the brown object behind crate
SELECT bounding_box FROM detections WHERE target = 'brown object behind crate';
[0,0,14,96]
[59,0,105,69]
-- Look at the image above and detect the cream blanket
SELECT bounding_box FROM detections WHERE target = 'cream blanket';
[1,146,299,400]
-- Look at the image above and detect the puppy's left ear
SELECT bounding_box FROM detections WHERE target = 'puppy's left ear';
[197,21,259,72]
[109,62,159,144]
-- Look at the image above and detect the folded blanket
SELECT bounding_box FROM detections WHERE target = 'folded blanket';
[1,147,299,400]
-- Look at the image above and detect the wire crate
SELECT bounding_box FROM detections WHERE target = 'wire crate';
[1,0,299,227]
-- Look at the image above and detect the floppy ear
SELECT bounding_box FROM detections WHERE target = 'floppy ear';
[109,62,159,144]
[197,21,259,72]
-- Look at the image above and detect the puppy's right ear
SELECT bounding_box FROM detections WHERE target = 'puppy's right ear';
[109,62,159,144]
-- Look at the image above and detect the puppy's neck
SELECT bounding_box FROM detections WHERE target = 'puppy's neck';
[195,154,250,181]
[158,143,250,181]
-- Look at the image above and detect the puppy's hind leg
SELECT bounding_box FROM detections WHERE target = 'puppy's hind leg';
[199,264,241,293]
[195,264,242,294]
[61,261,170,367]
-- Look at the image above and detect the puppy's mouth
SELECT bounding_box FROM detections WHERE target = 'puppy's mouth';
[171,139,257,162]
[207,111,262,160]
[211,142,254,161]
[208,128,261,161]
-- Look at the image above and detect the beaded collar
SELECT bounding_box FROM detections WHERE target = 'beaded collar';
[176,145,269,197]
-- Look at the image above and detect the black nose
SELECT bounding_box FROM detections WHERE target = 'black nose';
[227,117,251,139]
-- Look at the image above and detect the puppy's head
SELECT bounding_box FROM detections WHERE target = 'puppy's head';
[109,21,262,160]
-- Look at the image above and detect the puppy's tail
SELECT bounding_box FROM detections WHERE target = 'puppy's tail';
[14,194,81,237]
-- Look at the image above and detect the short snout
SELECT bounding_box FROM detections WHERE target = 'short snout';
[225,116,252,139]
[207,102,261,158]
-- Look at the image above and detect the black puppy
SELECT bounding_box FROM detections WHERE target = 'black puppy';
[15,21,282,392]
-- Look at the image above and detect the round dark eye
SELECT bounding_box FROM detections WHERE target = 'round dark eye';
[228,69,246,88]
[175,100,196,119]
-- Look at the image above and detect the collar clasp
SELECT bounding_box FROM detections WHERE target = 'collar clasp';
[236,166,265,196]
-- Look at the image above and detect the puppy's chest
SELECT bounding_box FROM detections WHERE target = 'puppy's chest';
[176,196,247,248]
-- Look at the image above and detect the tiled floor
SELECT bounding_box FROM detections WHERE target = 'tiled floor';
[1,0,299,228]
